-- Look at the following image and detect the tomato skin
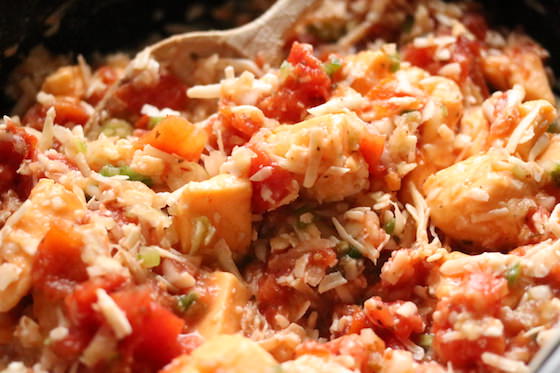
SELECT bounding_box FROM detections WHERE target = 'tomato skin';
[32,224,88,300]
[248,145,298,213]
[259,42,332,123]
[116,74,188,114]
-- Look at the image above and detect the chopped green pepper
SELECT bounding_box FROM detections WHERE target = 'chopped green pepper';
[346,246,363,259]
[402,14,415,33]
[323,57,342,76]
[99,165,153,187]
[384,218,396,235]
[75,139,87,154]
[505,263,521,287]
[177,292,198,313]
[101,118,133,138]
[551,164,560,187]
[417,333,433,349]
[547,121,560,134]
[137,247,161,268]
[389,54,401,73]
[279,61,294,80]
[148,117,164,129]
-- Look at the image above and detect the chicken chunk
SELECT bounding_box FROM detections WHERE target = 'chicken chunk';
[160,334,277,373]
[253,113,370,203]
[424,150,543,249]
[172,174,252,258]
[482,34,554,104]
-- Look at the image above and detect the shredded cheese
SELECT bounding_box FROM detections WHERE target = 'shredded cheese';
[95,289,132,339]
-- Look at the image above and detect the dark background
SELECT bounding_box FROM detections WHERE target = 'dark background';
[1,0,560,112]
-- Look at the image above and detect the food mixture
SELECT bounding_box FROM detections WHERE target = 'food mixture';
[1,0,560,372]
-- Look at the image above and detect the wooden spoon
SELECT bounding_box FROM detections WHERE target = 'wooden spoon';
[87,0,319,130]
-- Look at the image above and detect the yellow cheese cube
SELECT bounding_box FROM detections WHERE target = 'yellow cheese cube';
[173,174,252,259]
[196,271,250,338]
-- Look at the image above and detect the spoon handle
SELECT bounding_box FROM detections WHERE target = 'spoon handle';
[531,329,560,373]
[227,0,320,65]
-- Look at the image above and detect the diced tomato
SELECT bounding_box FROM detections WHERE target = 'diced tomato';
[402,44,440,75]
[97,66,119,85]
[256,273,300,324]
[331,305,373,337]
[134,115,151,129]
[32,224,88,299]
[359,130,385,176]
[296,333,385,372]
[248,145,298,213]
[487,91,520,143]
[65,275,126,327]
[455,270,508,315]
[219,106,262,138]
[453,35,488,96]
[50,325,94,360]
[48,275,124,361]
[364,296,424,340]
[403,35,488,96]
[138,116,207,161]
[434,327,506,369]
[115,74,188,114]
[0,124,36,198]
[431,271,509,368]
[258,42,332,123]
[23,97,89,129]
[87,66,120,105]
[217,106,264,152]
[112,287,185,371]
[462,12,488,41]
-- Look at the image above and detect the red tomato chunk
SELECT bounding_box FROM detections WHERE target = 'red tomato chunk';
[258,42,332,123]
[248,145,298,213]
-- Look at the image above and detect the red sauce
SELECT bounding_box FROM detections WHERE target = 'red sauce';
[258,42,332,123]
[115,74,188,115]
[248,145,298,213]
